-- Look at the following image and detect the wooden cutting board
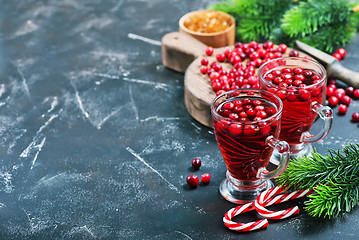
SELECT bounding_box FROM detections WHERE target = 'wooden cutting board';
[162,32,307,128]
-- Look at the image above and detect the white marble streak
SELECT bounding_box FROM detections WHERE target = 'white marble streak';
[128,33,161,46]
[20,113,59,158]
[96,107,124,129]
[0,84,5,97]
[17,67,30,96]
[128,85,139,121]
[30,137,46,170]
[123,77,171,91]
[139,116,180,122]
[126,147,179,193]
[94,72,120,79]
[175,230,193,240]
[69,79,90,119]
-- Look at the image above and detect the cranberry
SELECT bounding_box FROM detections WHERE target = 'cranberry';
[287,92,297,102]
[354,89,359,99]
[293,67,304,74]
[257,48,267,58]
[332,53,341,61]
[340,95,351,106]
[253,99,262,106]
[303,70,314,78]
[272,70,282,76]
[328,96,339,107]
[279,44,287,53]
[216,90,225,96]
[186,175,199,187]
[205,47,214,56]
[243,124,257,136]
[256,111,267,118]
[259,122,271,135]
[265,73,275,81]
[229,123,243,135]
[352,112,359,122]
[338,104,347,115]
[201,173,211,184]
[191,158,202,170]
[328,79,337,85]
[299,89,311,101]
[234,42,242,48]
[266,107,276,116]
[336,48,347,58]
[264,41,274,49]
[201,58,209,65]
[345,87,354,96]
[326,86,336,97]
[200,66,208,74]
[335,89,345,99]
[229,113,239,120]
[289,50,299,57]
[212,82,222,91]
[216,53,226,62]
[223,102,234,110]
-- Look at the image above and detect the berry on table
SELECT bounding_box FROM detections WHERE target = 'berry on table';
[216,53,226,62]
[336,48,347,58]
[345,87,354,97]
[201,173,211,184]
[340,95,351,106]
[338,104,347,115]
[201,58,209,65]
[186,175,199,187]
[192,158,202,170]
[205,46,214,56]
[332,52,341,61]
[289,50,299,57]
[328,96,339,107]
[354,89,359,99]
[352,112,359,122]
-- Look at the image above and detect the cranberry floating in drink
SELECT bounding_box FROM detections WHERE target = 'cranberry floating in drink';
[259,57,333,158]
[211,89,289,204]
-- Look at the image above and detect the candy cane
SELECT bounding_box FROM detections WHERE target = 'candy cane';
[223,202,268,232]
[255,186,313,220]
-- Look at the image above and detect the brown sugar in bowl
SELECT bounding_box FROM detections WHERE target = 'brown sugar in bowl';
[179,10,235,48]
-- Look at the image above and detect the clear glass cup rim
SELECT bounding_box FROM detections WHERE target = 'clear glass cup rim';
[258,56,327,90]
[210,88,283,124]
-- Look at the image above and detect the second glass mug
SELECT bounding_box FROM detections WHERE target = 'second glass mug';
[259,57,333,159]
[211,88,290,203]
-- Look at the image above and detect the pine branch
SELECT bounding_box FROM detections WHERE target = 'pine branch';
[278,143,359,218]
[281,0,351,37]
[210,0,294,42]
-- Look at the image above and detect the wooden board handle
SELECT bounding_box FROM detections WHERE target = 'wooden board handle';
[330,62,359,88]
[161,32,207,73]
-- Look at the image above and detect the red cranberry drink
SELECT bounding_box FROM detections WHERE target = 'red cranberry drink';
[259,57,333,157]
[211,89,290,204]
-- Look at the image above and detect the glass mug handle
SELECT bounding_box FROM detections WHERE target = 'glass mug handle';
[257,136,290,179]
[301,101,333,143]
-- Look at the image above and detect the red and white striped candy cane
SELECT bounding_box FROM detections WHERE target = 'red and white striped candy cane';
[223,202,268,232]
[255,186,313,220]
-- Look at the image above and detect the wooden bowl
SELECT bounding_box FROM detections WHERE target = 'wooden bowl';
[179,10,235,48]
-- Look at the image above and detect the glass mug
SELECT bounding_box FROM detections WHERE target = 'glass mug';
[259,57,333,159]
[211,89,289,204]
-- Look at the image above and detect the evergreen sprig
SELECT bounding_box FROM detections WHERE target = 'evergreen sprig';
[278,143,359,218]
[281,0,351,37]
[209,0,359,52]
[280,0,354,52]
[210,0,294,42]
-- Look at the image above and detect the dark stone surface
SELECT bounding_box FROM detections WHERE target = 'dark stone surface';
[0,0,358,239]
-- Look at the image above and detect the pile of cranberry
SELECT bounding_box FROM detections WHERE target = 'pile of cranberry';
[199,42,359,123]
[326,48,359,122]
[200,41,299,97]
